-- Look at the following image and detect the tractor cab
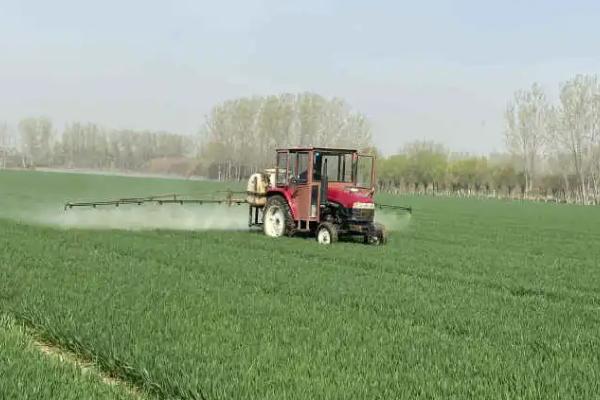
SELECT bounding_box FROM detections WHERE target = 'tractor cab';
[311,149,375,208]
[260,147,383,244]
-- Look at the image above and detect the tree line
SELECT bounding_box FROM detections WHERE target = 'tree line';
[0,92,372,179]
[505,76,600,204]
[197,92,372,180]
[0,118,195,174]
[377,74,600,204]
[377,142,526,199]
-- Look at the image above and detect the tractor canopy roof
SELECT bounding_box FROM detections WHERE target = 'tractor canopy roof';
[276,146,359,153]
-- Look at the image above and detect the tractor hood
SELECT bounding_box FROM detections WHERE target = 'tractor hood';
[326,183,374,209]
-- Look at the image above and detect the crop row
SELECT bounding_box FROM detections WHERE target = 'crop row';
[0,314,135,400]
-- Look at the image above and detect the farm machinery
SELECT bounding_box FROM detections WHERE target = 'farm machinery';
[65,147,411,244]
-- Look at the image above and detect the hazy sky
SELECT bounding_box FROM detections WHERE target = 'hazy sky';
[2,0,600,154]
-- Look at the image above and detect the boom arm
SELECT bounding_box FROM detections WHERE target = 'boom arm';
[64,192,247,210]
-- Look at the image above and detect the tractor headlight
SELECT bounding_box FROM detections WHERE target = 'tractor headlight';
[352,202,375,210]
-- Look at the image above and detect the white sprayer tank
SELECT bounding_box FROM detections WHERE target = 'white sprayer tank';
[246,172,269,206]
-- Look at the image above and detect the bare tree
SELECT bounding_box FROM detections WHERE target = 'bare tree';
[18,117,53,167]
[504,83,549,195]
[0,122,13,168]
[550,75,600,204]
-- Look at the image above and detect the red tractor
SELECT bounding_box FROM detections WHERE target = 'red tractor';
[65,146,411,245]
[246,147,410,245]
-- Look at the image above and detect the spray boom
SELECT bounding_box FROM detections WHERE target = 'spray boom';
[64,192,247,211]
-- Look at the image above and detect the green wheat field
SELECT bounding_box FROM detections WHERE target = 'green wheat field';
[1,169,600,399]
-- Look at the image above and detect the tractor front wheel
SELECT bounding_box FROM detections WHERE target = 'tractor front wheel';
[316,222,338,245]
[365,223,387,245]
[263,195,295,238]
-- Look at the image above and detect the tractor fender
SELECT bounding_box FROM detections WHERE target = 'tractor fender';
[266,188,298,220]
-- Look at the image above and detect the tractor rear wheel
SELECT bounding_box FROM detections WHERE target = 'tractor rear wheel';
[316,222,338,245]
[263,195,295,238]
